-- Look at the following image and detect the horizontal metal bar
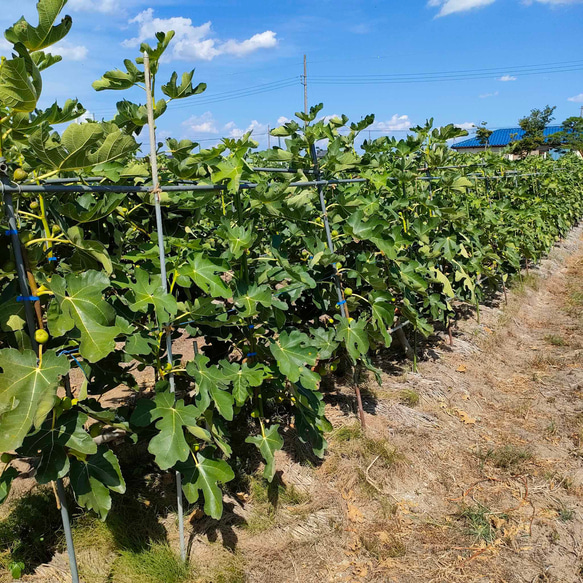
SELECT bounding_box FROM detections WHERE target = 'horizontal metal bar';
[0,178,367,195]
[251,166,317,174]
[417,163,488,171]
[43,177,105,184]
[45,169,318,182]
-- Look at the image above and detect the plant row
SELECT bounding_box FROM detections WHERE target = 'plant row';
[0,0,582,525]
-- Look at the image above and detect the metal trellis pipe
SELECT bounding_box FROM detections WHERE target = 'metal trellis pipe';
[308,143,367,430]
[143,52,186,563]
[0,178,367,195]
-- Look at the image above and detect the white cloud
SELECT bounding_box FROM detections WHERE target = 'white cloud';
[0,37,87,61]
[498,75,517,81]
[183,111,218,134]
[455,122,476,130]
[428,0,496,17]
[219,31,278,57]
[479,90,499,98]
[75,110,94,123]
[320,114,342,124]
[0,38,12,55]
[226,120,268,139]
[67,0,120,13]
[375,114,412,131]
[568,93,583,102]
[277,116,291,125]
[51,43,89,61]
[123,9,277,61]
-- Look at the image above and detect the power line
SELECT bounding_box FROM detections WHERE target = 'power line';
[312,58,583,78]
[311,64,583,85]
[90,77,300,116]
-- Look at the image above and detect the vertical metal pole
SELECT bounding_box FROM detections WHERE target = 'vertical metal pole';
[303,55,308,120]
[143,52,186,563]
[267,126,271,150]
[56,480,80,583]
[1,180,37,345]
[308,144,366,430]
[1,175,79,583]
[309,144,345,315]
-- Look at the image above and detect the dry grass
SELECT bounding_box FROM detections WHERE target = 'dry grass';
[358,523,406,559]
[243,475,311,534]
[476,445,533,470]
[399,389,420,407]
[544,334,567,346]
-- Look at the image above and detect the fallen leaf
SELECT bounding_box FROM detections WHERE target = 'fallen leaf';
[346,503,364,523]
[355,565,368,578]
[491,515,506,529]
[188,508,204,523]
[455,409,476,424]
[457,364,467,373]
[342,489,354,501]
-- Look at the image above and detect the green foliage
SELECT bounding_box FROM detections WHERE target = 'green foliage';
[131,391,204,470]
[245,424,284,482]
[475,121,492,147]
[0,349,69,452]
[69,446,126,520]
[508,105,556,157]
[552,116,583,155]
[176,449,235,519]
[5,0,72,52]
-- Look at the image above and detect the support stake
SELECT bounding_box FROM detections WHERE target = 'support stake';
[308,144,366,431]
[56,479,80,583]
[143,52,186,562]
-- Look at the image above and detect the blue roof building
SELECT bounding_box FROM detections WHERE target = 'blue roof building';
[452,125,563,157]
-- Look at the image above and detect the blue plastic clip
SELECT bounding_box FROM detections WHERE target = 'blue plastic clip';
[5,229,17,236]
[246,352,257,357]
[17,296,40,302]
[337,299,347,306]
[47,256,57,262]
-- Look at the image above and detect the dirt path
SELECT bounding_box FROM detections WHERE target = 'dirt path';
[212,226,583,583]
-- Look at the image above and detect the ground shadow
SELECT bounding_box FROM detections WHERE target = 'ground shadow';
[0,488,63,572]
[186,500,247,557]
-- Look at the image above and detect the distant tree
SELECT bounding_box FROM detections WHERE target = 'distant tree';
[508,105,556,158]
[550,116,583,156]
[475,121,493,149]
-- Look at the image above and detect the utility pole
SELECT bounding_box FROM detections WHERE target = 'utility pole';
[303,54,308,120]
[267,125,271,149]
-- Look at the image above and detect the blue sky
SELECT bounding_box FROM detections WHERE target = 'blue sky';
[2,0,583,148]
